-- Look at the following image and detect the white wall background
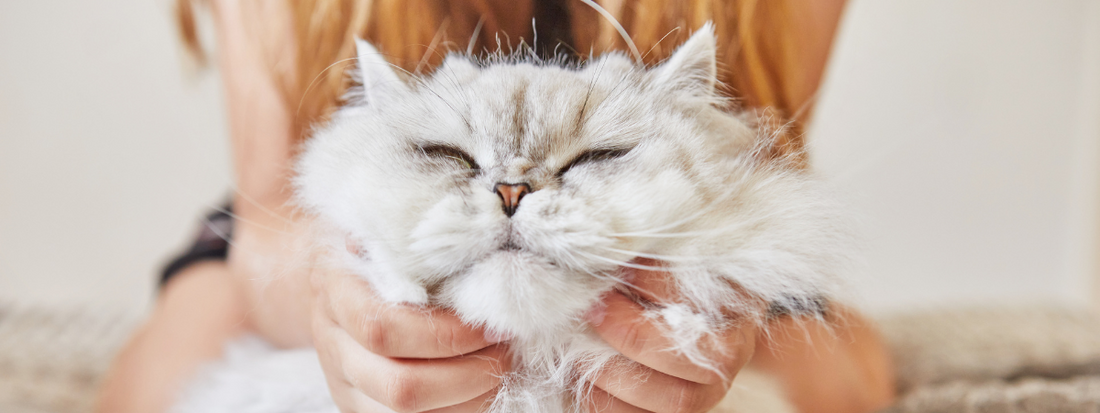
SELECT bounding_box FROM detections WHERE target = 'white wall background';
[0,0,231,312]
[1,0,1098,315]
[811,0,1100,312]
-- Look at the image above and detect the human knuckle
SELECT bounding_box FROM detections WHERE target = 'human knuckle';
[437,321,463,355]
[616,321,647,356]
[384,370,423,413]
[362,316,391,355]
[667,380,705,413]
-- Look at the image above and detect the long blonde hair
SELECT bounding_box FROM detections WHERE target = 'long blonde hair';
[178,0,817,160]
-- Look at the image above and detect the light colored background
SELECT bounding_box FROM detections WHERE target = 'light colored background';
[811,0,1100,312]
[1,0,1098,315]
[0,0,231,312]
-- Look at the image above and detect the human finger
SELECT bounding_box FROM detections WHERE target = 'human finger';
[313,306,510,412]
[588,291,755,385]
[326,377,395,413]
[618,259,765,313]
[316,324,394,413]
[617,258,678,305]
[423,388,499,413]
[590,359,729,413]
[314,266,499,358]
[585,386,651,413]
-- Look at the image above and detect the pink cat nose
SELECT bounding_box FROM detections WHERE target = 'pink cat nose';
[495,183,531,217]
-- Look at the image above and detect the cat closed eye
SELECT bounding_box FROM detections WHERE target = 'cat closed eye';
[556,148,632,177]
[418,144,480,171]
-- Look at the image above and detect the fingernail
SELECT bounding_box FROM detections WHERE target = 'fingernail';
[484,329,512,343]
[584,302,607,326]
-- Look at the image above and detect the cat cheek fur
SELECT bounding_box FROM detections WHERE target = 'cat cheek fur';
[407,190,506,284]
[509,190,622,274]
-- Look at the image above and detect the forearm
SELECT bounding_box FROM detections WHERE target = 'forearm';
[203,0,315,348]
[95,262,251,413]
[749,306,896,413]
[209,0,298,210]
[229,241,315,348]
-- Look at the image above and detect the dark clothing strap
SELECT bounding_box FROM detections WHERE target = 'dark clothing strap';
[159,204,234,286]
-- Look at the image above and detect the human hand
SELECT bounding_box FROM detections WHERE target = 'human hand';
[228,198,513,412]
[584,259,758,413]
[309,262,512,413]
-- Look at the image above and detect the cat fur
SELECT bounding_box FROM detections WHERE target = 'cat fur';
[175,23,852,413]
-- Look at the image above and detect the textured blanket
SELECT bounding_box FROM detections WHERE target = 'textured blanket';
[3,304,1100,413]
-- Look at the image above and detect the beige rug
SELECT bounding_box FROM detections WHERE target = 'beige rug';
[885,376,1100,413]
[0,304,136,413]
[4,303,1100,413]
[877,306,1100,412]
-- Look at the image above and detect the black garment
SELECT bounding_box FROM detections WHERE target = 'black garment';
[159,204,234,286]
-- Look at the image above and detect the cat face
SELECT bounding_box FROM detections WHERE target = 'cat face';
[295,25,848,340]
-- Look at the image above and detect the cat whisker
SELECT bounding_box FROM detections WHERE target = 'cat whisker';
[431,56,476,114]
[200,215,235,246]
[229,186,296,224]
[606,212,772,238]
[414,18,451,75]
[297,56,362,117]
[417,82,473,131]
[571,250,690,272]
[205,204,292,235]
[192,216,340,292]
[467,17,486,56]
[640,27,684,62]
[608,230,721,238]
[604,187,748,237]
[578,0,641,63]
[562,258,621,283]
[577,55,609,130]
[596,246,720,263]
[604,165,801,239]
[559,251,679,306]
[586,70,639,120]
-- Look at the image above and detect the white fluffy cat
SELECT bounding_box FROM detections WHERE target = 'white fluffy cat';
[174,24,852,413]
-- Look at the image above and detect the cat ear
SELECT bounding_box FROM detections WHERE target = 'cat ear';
[653,22,717,96]
[354,38,409,105]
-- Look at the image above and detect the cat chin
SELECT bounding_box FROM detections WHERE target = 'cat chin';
[442,250,614,341]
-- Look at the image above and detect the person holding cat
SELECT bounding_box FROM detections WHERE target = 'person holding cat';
[96,1,896,412]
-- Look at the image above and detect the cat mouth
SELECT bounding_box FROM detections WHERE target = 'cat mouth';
[500,229,522,251]
[495,236,559,267]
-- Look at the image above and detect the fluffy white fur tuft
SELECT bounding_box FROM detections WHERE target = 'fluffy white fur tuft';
[170,337,337,413]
